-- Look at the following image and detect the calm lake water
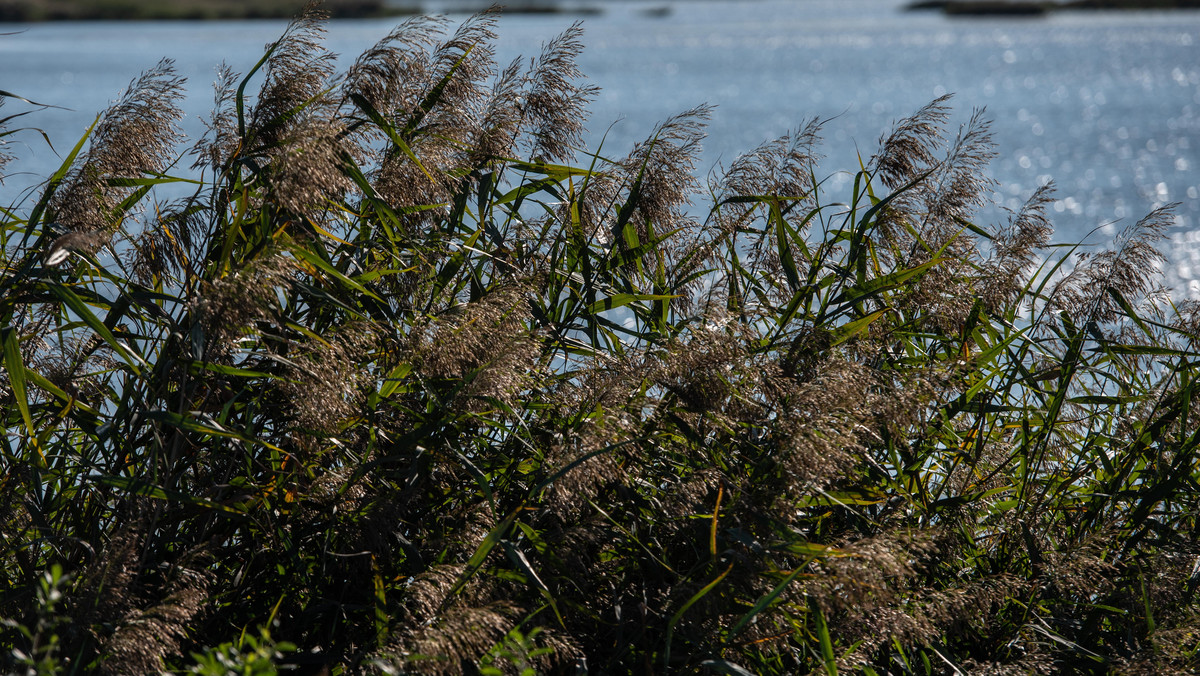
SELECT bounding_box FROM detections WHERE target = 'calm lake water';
[3,0,1200,292]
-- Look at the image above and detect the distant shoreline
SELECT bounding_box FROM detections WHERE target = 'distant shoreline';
[0,0,404,22]
[0,0,605,22]
[907,0,1200,15]
[0,0,623,22]
[5,0,1199,23]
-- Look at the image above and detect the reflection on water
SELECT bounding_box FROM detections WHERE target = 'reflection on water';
[1,0,1198,291]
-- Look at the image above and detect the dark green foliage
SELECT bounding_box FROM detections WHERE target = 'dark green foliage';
[2,6,1199,675]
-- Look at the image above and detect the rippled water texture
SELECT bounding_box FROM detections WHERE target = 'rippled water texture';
[2,0,1198,290]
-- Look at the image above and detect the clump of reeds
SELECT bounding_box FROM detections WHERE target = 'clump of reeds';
[1,6,1198,675]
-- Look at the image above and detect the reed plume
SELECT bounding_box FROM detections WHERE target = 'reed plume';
[46,58,185,248]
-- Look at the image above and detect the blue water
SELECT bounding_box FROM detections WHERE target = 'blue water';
[2,0,1199,291]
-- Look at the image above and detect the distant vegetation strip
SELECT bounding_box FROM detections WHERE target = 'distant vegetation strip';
[908,0,1200,14]
[0,0,405,22]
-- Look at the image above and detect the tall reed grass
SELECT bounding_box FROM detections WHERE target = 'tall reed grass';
[2,5,1198,674]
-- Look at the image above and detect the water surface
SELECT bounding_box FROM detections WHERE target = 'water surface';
[2,0,1198,290]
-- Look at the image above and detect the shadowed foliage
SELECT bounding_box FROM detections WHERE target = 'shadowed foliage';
[2,5,1199,675]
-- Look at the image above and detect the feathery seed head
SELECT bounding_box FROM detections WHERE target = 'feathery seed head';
[871,94,951,190]
[190,253,291,355]
[48,59,185,238]
[281,324,379,437]
[192,63,240,173]
[520,22,598,163]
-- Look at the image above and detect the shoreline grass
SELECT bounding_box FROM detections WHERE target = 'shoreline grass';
[2,4,1198,674]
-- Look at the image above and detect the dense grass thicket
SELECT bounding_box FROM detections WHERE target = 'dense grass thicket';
[3,6,1200,674]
